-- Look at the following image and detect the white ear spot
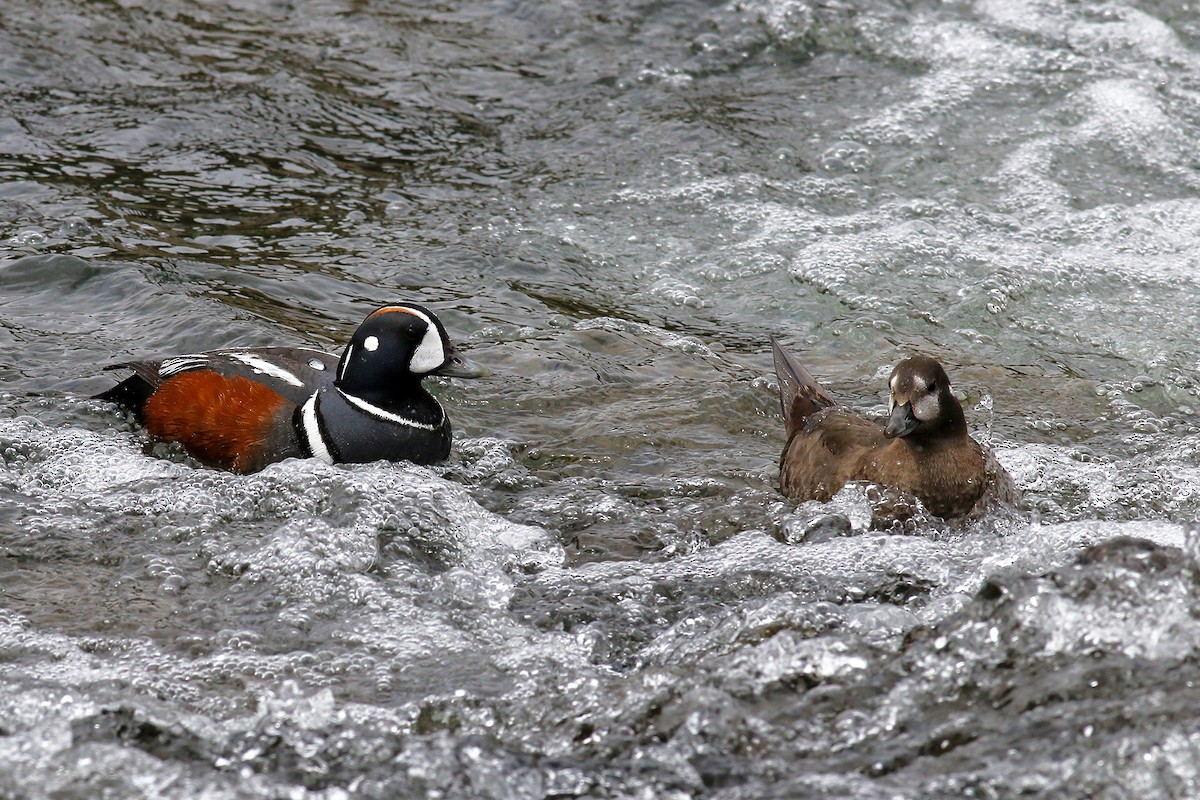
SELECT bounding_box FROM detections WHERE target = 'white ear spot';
[364,335,379,352]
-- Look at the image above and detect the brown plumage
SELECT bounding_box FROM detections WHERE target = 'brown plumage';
[141,370,296,474]
[771,338,990,519]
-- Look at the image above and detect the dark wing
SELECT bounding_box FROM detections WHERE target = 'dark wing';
[807,410,889,452]
[780,409,893,501]
[207,347,339,404]
[98,347,337,408]
[770,337,837,439]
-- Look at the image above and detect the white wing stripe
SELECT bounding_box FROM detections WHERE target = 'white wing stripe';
[159,356,209,377]
[230,352,305,387]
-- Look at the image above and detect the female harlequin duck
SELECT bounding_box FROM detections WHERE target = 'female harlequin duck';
[97,304,486,473]
[771,338,1001,519]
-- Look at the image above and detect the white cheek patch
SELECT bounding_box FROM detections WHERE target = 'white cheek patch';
[364,336,379,352]
[230,352,305,387]
[914,391,940,421]
[409,327,445,374]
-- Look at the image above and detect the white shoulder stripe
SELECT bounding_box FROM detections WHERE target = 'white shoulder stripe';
[336,389,442,431]
[300,393,335,463]
[230,352,305,387]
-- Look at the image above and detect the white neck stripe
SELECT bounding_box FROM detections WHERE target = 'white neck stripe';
[337,388,442,430]
[301,394,335,463]
[231,352,305,387]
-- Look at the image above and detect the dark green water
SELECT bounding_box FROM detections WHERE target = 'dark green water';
[4,0,1200,797]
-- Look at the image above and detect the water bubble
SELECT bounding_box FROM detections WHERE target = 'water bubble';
[818,140,872,173]
[8,230,48,247]
[60,217,94,238]
[772,146,798,165]
[692,33,721,53]
[384,199,412,216]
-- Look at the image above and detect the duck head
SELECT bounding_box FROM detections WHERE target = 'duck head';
[336,304,486,400]
[884,355,968,440]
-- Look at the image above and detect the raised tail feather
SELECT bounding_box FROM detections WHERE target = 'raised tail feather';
[93,362,158,416]
[770,337,836,439]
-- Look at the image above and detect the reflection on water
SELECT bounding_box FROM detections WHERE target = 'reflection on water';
[4,0,1200,797]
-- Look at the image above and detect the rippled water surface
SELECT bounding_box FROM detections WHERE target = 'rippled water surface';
[5,0,1200,797]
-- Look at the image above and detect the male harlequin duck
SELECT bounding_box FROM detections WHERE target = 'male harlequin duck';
[97,304,486,473]
[771,338,1001,519]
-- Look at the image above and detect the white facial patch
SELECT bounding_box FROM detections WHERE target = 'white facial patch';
[913,388,941,421]
[364,335,379,352]
[230,352,305,387]
[409,326,445,374]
